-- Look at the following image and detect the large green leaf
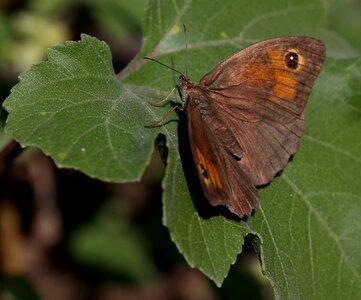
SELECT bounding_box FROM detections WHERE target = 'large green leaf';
[3,0,361,298]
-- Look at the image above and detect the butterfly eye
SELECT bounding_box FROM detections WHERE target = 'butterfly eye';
[285,51,299,69]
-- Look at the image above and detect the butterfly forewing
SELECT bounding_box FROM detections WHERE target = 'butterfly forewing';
[197,37,325,185]
[200,37,325,117]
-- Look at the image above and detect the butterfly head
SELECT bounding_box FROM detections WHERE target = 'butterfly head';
[178,75,196,103]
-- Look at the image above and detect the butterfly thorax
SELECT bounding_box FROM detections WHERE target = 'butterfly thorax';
[178,75,210,110]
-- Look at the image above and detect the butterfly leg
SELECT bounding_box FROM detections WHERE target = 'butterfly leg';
[148,86,177,107]
[144,103,183,128]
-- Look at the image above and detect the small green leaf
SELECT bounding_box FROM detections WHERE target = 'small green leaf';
[4,34,160,182]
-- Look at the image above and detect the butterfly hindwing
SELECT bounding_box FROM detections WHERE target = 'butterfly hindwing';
[184,87,259,217]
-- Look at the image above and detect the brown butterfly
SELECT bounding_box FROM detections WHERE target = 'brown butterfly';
[150,36,325,218]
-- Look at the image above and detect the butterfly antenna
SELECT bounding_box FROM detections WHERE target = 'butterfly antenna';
[183,24,189,78]
[144,57,184,76]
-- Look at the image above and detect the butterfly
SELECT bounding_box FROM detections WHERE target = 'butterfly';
[151,36,325,218]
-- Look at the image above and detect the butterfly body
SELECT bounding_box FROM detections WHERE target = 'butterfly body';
[178,36,325,218]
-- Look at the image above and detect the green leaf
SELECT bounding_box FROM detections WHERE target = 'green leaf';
[4,34,159,182]
[3,0,361,298]
[68,205,157,283]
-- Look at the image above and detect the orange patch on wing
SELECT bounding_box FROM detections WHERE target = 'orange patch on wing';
[194,147,222,189]
[272,70,297,100]
[242,64,273,83]
[267,50,300,102]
